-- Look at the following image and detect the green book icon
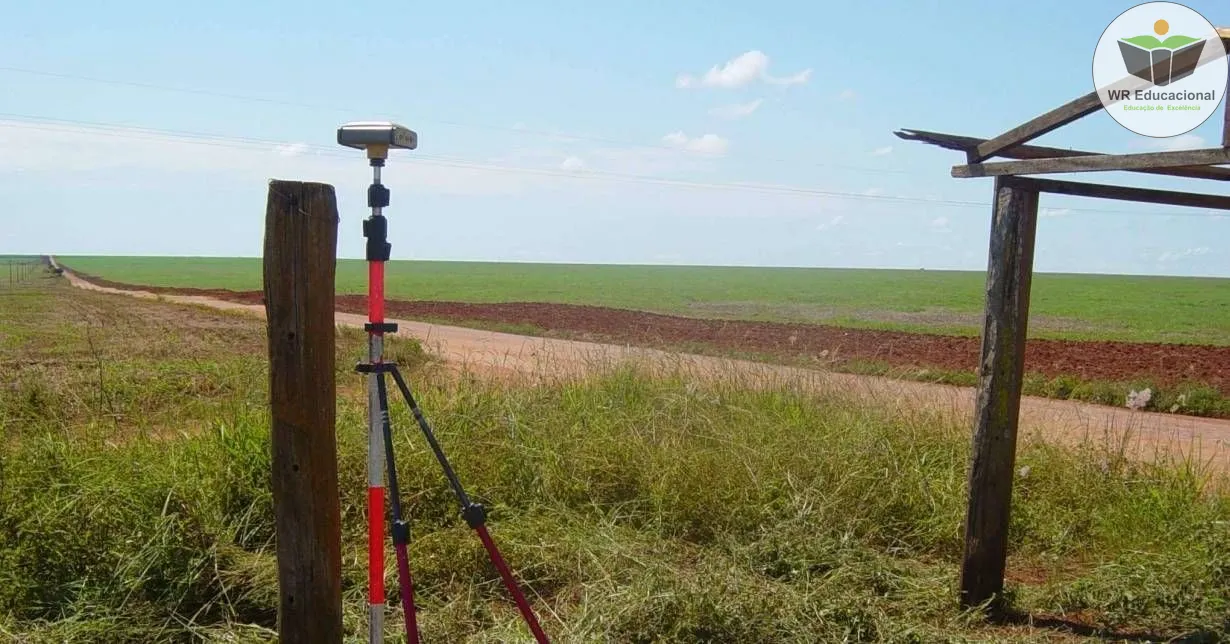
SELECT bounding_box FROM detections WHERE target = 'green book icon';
[1118,34,1206,86]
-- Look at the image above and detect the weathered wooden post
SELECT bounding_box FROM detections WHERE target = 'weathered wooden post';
[959,176,1039,614]
[263,179,344,642]
[1223,65,1230,147]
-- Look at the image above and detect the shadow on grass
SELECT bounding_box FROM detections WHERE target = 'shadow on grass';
[1001,612,1223,643]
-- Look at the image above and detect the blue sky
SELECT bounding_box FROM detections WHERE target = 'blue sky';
[1,0,1227,276]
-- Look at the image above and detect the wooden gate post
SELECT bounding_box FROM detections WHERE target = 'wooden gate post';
[263,179,343,642]
[1222,64,1230,147]
[959,176,1039,614]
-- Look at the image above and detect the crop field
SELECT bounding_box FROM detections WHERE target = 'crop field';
[57,255,1230,346]
[3,267,1228,642]
[56,255,1230,419]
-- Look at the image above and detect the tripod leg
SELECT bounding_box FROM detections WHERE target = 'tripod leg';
[377,372,420,644]
[474,520,552,644]
[366,362,385,642]
[387,366,550,644]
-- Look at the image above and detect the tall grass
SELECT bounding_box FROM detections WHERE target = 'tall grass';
[2,279,1227,641]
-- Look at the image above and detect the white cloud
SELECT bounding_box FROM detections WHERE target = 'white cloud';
[862,188,884,196]
[838,89,857,101]
[816,214,845,231]
[709,99,764,120]
[662,131,730,156]
[1041,207,1070,218]
[584,144,720,177]
[930,216,950,229]
[274,142,309,157]
[0,120,575,197]
[871,146,892,157]
[1153,134,1205,151]
[560,155,586,171]
[662,131,689,147]
[676,50,811,89]
[765,69,812,86]
[1158,247,1210,262]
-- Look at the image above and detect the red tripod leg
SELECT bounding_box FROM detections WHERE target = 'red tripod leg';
[474,523,550,644]
[388,367,551,642]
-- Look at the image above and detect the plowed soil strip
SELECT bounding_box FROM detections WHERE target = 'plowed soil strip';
[70,272,1230,391]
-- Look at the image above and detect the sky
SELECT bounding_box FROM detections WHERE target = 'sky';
[0,0,1228,276]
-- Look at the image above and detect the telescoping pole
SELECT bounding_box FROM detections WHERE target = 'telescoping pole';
[364,144,391,642]
[337,121,420,643]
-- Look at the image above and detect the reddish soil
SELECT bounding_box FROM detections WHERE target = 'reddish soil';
[71,272,1230,392]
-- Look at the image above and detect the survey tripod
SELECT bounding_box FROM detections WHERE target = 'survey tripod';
[338,122,550,644]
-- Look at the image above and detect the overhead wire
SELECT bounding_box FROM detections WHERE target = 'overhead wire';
[0,113,1226,219]
[0,65,914,176]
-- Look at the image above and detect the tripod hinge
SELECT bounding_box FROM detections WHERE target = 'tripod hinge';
[461,503,487,528]
[355,361,399,374]
[391,520,411,545]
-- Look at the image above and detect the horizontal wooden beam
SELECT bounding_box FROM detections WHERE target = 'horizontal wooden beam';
[968,93,1105,164]
[1003,176,1230,210]
[953,147,1230,178]
[969,32,1230,163]
[896,128,1230,181]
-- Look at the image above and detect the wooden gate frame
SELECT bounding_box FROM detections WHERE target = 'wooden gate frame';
[896,28,1230,615]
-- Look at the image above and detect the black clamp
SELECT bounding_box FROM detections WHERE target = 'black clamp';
[391,519,410,546]
[355,361,398,374]
[461,503,487,528]
[363,215,392,262]
[369,184,390,209]
[365,322,399,334]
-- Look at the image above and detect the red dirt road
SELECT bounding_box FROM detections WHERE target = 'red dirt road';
[70,272,1230,391]
[57,266,1230,470]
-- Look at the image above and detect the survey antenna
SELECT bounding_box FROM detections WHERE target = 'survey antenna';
[336,121,549,644]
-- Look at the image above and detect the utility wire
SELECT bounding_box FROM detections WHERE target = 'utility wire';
[1,113,1226,218]
[0,113,958,203]
[0,64,913,175]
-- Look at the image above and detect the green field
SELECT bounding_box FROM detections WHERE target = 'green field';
[3,275,1228,641]
[58,256,1230,345]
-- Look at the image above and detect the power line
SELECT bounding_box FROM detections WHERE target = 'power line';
[1,113,1226,219]
[0,113,981,206]
[0,64,913,175]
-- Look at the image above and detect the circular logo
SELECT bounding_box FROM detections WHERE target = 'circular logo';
[1092,1,1227,138]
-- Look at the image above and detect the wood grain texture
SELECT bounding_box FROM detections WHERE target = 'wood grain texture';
[1223,64,1230,148]
[1004,176,1230,210]
[969,34,1228,163]
[953,147,1230,178]
[959,179,1039,613]
[969,92,1105,164]
[263,179,343,643]
[895,128,1230,181]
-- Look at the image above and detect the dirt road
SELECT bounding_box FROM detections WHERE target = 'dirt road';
[56,263,1230,469]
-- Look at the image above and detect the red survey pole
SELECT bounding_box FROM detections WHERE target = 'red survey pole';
[338,121,417,644]
[365,146,390,642]
[340,121,546,643]
[360,154,420,643]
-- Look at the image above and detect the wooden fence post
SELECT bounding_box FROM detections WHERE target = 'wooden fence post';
[959,177,1039,614]
[1222,64,1230,147]
[263,179,343,642]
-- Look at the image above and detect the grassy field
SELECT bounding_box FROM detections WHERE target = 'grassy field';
[3,268,1228,641]
[56,255,1230,346]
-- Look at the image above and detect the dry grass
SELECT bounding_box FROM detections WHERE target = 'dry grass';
[1,270,1227,642]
